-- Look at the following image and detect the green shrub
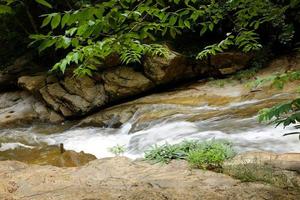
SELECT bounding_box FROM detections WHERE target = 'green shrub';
[187,140,236,170]
[144,140,236,169]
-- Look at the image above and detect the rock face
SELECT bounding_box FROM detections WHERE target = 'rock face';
[18,75,108,117]
[143,50,193,84]
[0,91,63,127]
[80,53,300,128]
[17,51,251,118]
[0,157,299,200]
[102,67,154,99]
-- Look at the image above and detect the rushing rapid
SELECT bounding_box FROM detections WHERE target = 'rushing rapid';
[1,93,300,159]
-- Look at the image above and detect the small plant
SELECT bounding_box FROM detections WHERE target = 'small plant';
[187,140,236,170]
[144,140,236,169]
[144,143,187,164]
[108,144,126,156]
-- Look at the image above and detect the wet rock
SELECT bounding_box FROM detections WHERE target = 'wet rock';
[80,104,139,127]
[0,145,96,167]
[0,157,299,200]
[0,91,63,127]
[102,67,154,100]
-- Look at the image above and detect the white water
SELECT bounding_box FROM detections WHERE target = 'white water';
[1,95,300,158]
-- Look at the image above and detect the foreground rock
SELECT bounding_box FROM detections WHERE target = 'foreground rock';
[0,157,299,200]
[0,91,63,127]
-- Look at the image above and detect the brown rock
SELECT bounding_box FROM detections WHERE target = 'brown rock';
[0,157,299,200]
[102,67,154,99]
[0,91,63,127]
[18,75,46,92]
[143,50,193,84]
[0,145,96,167]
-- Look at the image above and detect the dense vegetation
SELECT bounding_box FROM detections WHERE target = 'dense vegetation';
[144,140,236,169]
[0,0,299,75]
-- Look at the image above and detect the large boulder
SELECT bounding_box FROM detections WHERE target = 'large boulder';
[143,51,195,84]
[0,91,63,127]
[19,75,108,117]
[102,67,154,100]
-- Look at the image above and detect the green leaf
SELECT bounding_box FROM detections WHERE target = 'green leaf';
[35,0,52,9]
[51,14,61,29]
[38,39,56,52]
[41,15,52,27]
[61,13,70,28]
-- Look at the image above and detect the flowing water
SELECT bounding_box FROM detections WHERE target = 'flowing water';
[1,92,300,160]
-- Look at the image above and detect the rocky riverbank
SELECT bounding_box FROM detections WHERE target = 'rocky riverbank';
[0,152,300,200]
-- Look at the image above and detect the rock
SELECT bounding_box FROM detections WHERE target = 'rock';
[210,52,252,75]
[102,67,154,100]
[223,152,300,189]
[80,104,139,127]
[0,157,299,200]
[0,145,96,167]
[19,75,108,117]
[18,75,46,92]
[0,91,63,127]
[143,50,195,84]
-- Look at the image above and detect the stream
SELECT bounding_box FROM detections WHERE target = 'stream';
[1,93,300,160]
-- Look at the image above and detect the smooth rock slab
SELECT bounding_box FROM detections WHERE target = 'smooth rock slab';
[0,157,299,200]
[0,91,63,127]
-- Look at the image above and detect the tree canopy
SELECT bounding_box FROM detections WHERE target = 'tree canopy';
[0,0,299,75]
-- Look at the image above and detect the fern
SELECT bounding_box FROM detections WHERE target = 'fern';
[196,35,234,60]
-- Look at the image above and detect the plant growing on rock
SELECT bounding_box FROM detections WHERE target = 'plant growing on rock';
[108,144,126,156]
[144,139,236,169]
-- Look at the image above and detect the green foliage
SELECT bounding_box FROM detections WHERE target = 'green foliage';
[249,71,300,90]
[108,144,126,156]
[144,139,236,169]
[187,140,236,169]
[22,0,299,75]
[257,71,300,139]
